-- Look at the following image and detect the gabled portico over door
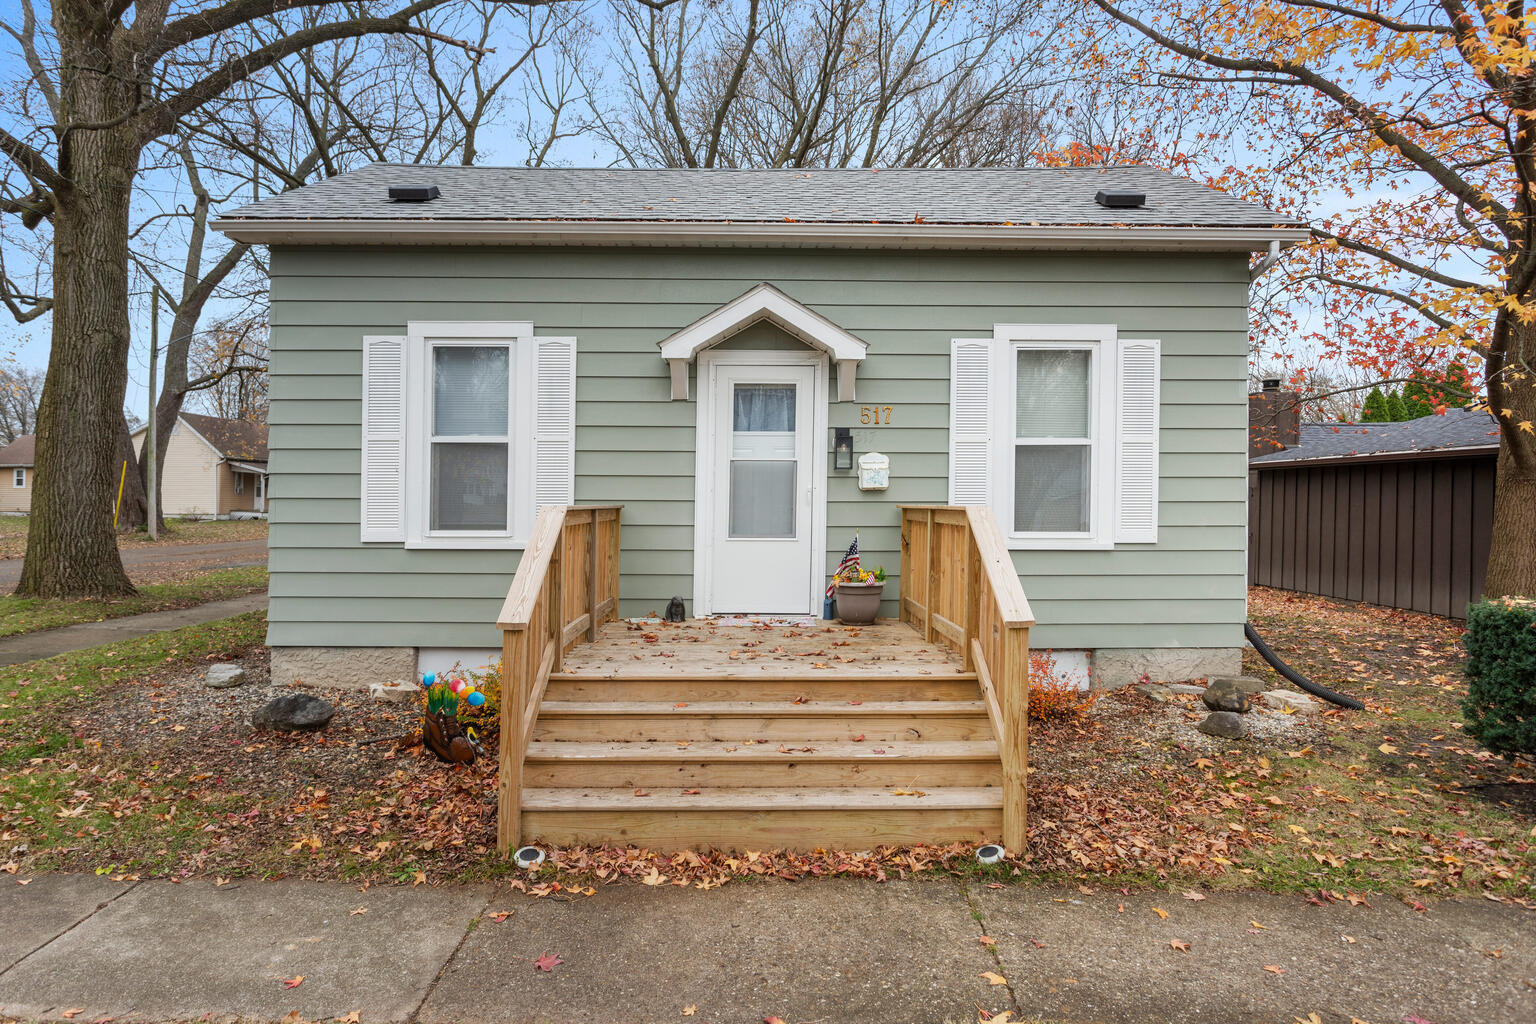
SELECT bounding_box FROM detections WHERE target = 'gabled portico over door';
[658,284,867,617]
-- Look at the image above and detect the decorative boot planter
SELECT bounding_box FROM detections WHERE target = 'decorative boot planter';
[835,582,885,625]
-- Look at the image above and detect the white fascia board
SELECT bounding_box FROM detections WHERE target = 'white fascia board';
[213,218,1312,252]
[658,282,868,363]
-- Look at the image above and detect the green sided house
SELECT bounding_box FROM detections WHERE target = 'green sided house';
[216,166,1304,849]
[214,163,1306,685]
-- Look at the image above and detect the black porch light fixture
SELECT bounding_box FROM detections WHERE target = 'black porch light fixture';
[834,427,854,471]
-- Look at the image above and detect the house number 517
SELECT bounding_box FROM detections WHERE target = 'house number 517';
[860,405,893,425]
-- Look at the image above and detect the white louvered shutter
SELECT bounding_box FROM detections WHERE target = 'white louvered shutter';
[1115,338,1161,543]
[533,336,577,508]
[360,335,406,542]
[949,338,993,505]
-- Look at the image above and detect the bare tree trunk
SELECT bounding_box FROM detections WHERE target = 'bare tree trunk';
[116,416,148,532]
[17,38,136,597]
[1484,319,1536,600]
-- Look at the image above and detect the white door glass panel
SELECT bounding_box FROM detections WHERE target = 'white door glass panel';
[709,367,816,614]
[1016,349,1090,438]
[729,383,796,538]
[730,461,796,537]
[432,442,509,530]
[1014,443,1090,532]
[434,346,509,436]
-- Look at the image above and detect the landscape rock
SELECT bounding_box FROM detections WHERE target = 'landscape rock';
[369,681,418,703]
[1201,678,1252,714]
[1135,683,1173,703]
[1166,684,1206,696]
[204,664,246,689]
[1195,711,1248,739]
[252,694,335,732]
[1263,689,1317,712]
[1209,675,1268,696]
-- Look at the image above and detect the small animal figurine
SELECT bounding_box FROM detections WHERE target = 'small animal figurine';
[664,596,687,622]
[423,681,476,764]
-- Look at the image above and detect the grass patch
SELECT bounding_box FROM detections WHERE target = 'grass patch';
[0,516,267,559]
[0,565,267,638]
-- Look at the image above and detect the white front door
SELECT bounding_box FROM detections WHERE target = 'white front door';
[703,360,819,614]
[254,474,266,513]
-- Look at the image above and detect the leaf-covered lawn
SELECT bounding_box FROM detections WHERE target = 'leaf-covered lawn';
[0,516,267,560]
[0,565,267,638]
[1,589,1531,902]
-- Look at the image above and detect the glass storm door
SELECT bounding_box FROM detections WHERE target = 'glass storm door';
[709,365,815,613]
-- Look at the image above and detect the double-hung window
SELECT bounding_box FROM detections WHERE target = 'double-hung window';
[950,323,1160,549]
[12,468,23,488]
[429,343,512,533]
[360,321,576,549]
[1012,345,1095,535]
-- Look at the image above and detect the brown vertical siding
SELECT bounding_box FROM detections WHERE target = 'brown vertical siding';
[1250,453,1497,618]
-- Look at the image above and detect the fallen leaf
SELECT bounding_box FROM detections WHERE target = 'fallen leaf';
[764,1017,788,1024]
[1250,920,1265,930]
[350,906,368,916]
[282,976,305,989]
[335,1013,362,1024]
[486,910,514,922]
[62,1011,85,1020]
[532,952,564,972]
[977,935,997,946]
[1152,907,1169,920]
[1169,939,1190,952]
[1263,964,1285,975]
[980,971,1007,986]
[682,1006,697,1016]
[1181,890,1206,902]
[1377,743,1399,755]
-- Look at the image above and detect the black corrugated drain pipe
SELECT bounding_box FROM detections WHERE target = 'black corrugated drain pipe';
[1244,621,1365,711]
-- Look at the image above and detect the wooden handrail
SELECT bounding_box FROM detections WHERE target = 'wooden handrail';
[497,504,623,853]
[900,505,1033,853]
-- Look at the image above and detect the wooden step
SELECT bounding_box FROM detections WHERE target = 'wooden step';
[531,700,992,743]
[524,739,1003,788]
[521,786,1002,851]
[544,672,981,703]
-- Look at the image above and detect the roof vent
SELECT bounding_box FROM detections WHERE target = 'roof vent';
[1262,377,1282,392]
[1094,189,1145,209]
[388,184,440,203]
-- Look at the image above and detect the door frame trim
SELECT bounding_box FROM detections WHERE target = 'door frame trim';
[692,348,829,617]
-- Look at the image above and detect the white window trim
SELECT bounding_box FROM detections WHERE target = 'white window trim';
[403,321,535,549]
[234,472,244,495]
[993,323,1118,551]
[12,468,23,488]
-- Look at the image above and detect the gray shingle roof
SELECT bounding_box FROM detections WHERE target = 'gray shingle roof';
[1251,407,1501,465]
[220,163,1299,228]
[0,435,33,467]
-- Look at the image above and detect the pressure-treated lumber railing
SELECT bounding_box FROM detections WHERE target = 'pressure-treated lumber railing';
[899,506,1035,852]
[496,504,622,852]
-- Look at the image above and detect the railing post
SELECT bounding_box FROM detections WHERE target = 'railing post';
[588,511,600,642]
[924,508,937,642]
[497,625,526,854]
[550,528,565,673]
[1000,623,1030,854]
[962,533,981,672]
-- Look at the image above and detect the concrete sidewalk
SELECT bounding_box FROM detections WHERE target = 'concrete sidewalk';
[0,592,267,667]
[0,874,1529,1024]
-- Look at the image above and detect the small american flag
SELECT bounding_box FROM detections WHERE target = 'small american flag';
[827,533,860,597]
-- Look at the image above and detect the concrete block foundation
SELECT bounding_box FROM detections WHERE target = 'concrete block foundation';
[272,646,417,690]
[1089,647,1243,689]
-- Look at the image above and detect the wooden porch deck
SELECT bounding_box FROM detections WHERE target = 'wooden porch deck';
[496,505,1034,853]
[559,618,966,677]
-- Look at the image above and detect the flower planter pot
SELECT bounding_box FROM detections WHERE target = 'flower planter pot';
[835,582,885,625]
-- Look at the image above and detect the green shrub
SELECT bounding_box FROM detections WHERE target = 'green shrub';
[1462,597,1536,756]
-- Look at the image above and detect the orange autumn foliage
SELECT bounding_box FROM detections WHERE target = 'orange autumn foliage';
[1028,648,1096,722]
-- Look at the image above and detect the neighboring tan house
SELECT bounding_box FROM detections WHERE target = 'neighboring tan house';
[0,435,34,514]
[132,413,268,518]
